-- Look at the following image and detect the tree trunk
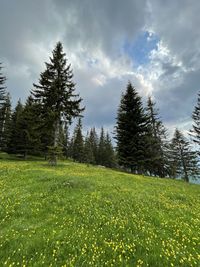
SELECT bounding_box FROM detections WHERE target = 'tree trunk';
[180,149,189,183]
[50,118,60,166]
[54,118,60,147]
[23,151,27,160]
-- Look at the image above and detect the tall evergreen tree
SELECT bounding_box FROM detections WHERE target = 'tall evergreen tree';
[0,62,6,106]
[169,129,199,182]
[61,124,70,158]
[146,97,168,177]
[72,118,84,162]
[190,91,200,155]
[88,128,99,164]
[8,100,24,155]
[97,128,116,167]
[115,82,148,173]
[97,127,106,166]
[19,96,43,157]
[83,131,96,165]
[32,42,84,163]
[104,132,116,168]
[0,62,7,145]
[0,93,12,151]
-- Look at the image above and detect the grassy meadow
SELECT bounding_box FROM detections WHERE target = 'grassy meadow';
[0,154,199,267]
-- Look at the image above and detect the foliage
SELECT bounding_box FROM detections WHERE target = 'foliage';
[145,97,168,177]
[169,129,199,182]
[85,128,99,164]
[32,42,84,151]
[0,62,6,106]
[190,91,200,155]
[115,82,148,174]
[72,118,84,162]
[47,145,63,166]
[83,131,96,165]
[7,100,25,155]
[0,93,11,151]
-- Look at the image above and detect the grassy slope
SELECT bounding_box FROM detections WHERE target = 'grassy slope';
[0,157,199,267]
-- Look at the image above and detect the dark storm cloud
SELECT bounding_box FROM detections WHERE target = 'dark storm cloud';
[53,0,148,56]
[0,0,60,63]
[0,0,199,134]
[0,0,148,105]
[155,69,200,123]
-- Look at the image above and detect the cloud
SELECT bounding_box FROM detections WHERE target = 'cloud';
[53,0,148,57]
[149,0,200,69]
[0,0,199,138]
[144,1,200,133]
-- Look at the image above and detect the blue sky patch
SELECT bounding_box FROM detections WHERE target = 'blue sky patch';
[123,31,159,66]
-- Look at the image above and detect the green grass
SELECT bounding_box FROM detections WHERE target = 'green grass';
[0,157,199,267]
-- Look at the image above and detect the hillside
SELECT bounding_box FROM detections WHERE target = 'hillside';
[0,158,199,267]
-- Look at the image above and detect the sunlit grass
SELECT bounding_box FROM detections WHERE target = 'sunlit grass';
[0,157,199,266]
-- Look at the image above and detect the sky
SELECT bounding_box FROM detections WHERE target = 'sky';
[0,0,199,138]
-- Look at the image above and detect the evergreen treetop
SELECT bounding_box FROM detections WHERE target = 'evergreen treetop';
[32,42,84,148]
[170,129,199,182]
[115,82,148,173]
[190,91,200,154]
[0,62,6,105]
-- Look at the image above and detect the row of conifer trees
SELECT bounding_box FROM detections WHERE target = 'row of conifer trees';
[115,82,199,182]
[0,43,116,167]
[0,42,199,181]
[0,94,116,167]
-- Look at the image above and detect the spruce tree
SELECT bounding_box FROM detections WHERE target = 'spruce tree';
[88,128,99,164]
[19,96,43,156]
[97,127,106,166]
[0,62,7,146]
[169,129,199,182]
[72,118,84,162]
[8,100,24,155]
[0,62,6,106]
[67,136,74,159]
[190,91,200,155]
[97,128,116,167]
[32,42,84,164]
[0,93,12,151]
[115,82,148,173]
[61,124,70,158]
[146,97,168,177]
[104,132,116,168]
[83,131,95,165]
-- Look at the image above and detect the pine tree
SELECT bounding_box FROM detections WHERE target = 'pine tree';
[8,100,24,155]
[88,128,99,164]
[169,129,199,182]
[97,128,116,167]
[83,128,98,165]
[67,136,74,159]
[190,91,200,155]
[115,82,148,174]
[61,124,70,158]
[72,118,84,162]
[0,62,6,107]
[32,42,84,164]
[146,97,168,177]
[19,96,43,156]
[104,132,116,168]
[83,131,95,165]
[0,93,12,151]
[97,127,106,166]
[0,62,7,145]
